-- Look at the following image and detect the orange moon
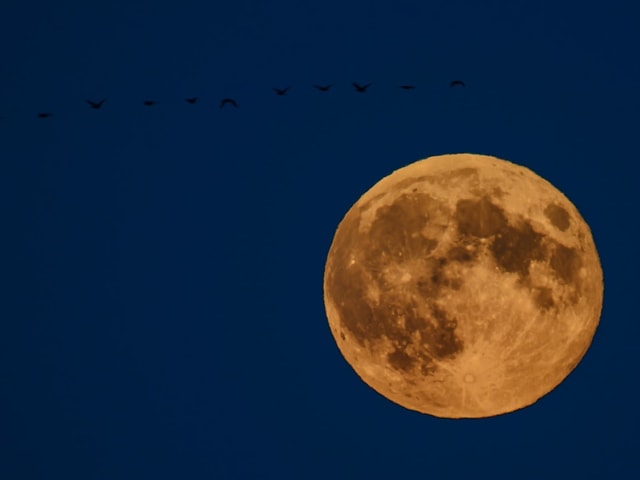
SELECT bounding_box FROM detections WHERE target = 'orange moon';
[323,153,603,418]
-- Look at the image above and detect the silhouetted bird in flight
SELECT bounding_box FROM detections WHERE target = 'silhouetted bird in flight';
[185,97,198,104]
[86,98,106,109]
[219,98,238,109]
[313,84,333,92]
[450,80,465,88]
[273,86,291,96]
[352,82,372,93]
[399,85,416,90]
[143,100,157,106]
[37,112,53,118]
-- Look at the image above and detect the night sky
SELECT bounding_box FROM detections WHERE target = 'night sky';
[1,1,638,478]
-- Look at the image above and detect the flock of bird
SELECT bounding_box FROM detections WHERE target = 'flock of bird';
[31,80,466,119]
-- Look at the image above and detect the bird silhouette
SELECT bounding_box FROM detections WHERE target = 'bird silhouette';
[450,80,465,88]
[220,98,238,109]
[313,84,333,92]
[86,98,106,109]
[143,100,157,106]
[37,112,53,118]
[399,85,416,90]
[185,97,198,104]
[352,82,372,93]
[273,86,291,96]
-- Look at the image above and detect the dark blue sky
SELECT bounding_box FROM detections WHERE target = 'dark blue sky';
[1,1,637,478]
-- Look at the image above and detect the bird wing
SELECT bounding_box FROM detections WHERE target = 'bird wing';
[220,99,237,108]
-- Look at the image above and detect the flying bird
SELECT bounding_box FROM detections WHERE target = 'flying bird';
[399,85,416,90]
[313,84,333,92]
[450,80,466,88]
[37,112,53,118]
[352,82,372,93]
[185,97,198,104]
[143,100,157,106]
[86,98,106,109]
[273,86,291,96]
[219,98,238,109]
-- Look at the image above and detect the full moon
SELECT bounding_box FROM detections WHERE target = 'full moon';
[323,153,603,418]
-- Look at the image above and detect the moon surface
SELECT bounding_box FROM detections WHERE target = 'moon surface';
[323,153,603,418]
